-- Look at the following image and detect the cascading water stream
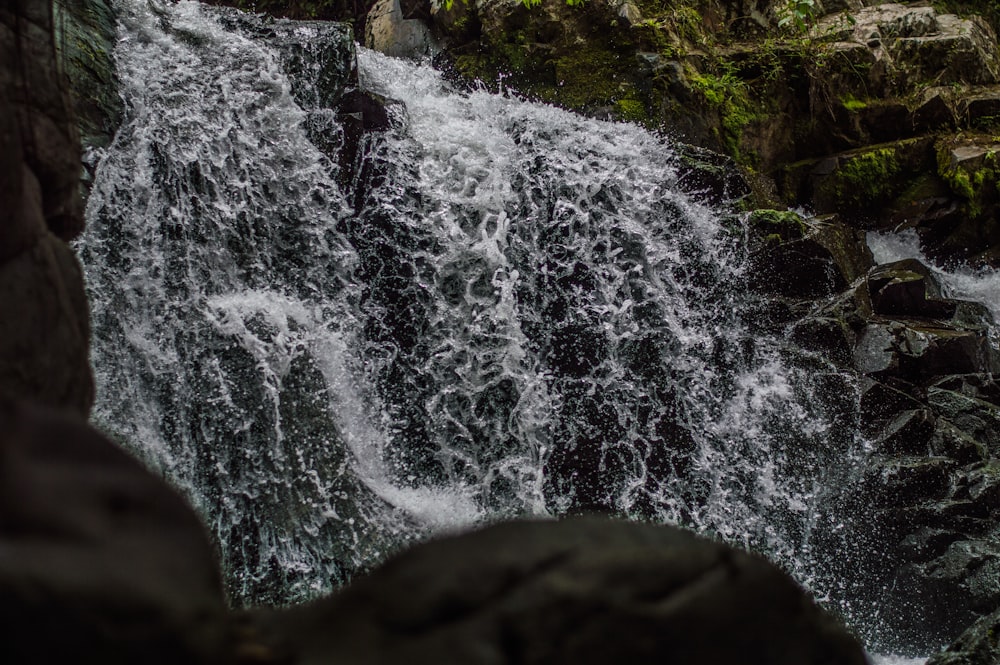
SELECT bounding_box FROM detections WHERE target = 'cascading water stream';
[80,0,891,650]
[870,229,1000,325]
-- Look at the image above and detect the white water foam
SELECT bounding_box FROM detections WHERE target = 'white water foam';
[869,229,1000,322]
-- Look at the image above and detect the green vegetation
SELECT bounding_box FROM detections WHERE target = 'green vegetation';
[690,66,758,163]
[841,94,867,112]
[937,144,1000,217]
[777,0,819,34]
[615,98,649,124]
[748,209,808,244]
[833,147,902,209]
[519,0,585,7]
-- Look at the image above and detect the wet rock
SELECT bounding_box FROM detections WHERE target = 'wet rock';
[872,408,935,456]
[898,527,966,564]
[784,138,935,219]
[927,387,1000,456]
[930,419,988,466]
[337,88,395,198]
[889,536,1000,652]
[864,455,956,505]
[255,517,868,665]
[962,462,1000,513]
[218,10,390,207]
[214,11,356,115]
[912,88,956,132]
[927,604,1000,665]
[53,0,122,153]
[960,87,1000,130]
[748,210,872,298]
[888,13,1000,88]
[817,5,1000,94]
[2,0,84,241]
[933,374,1000,408]
[852,321,1000,381]
[366,0,438,59]
[926,136,1000,264]
[866,259,956,320]
[790,316,855,366]
[858,377,925,435]
[0,399,228,665]
[52,0,123,204]
[674,142,751,204]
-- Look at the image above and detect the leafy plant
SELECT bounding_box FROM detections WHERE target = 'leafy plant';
[518,0,585,7]
[777,0,818,34]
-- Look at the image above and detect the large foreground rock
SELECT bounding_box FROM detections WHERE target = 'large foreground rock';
[1,0,93,415]
[254,517,867,665]
[0,399,229,665]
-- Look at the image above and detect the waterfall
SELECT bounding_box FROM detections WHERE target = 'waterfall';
[81,0,872,640]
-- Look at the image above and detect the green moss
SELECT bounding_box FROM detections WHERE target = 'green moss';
[834,147,901,209]
[936,144,1000,217]
[690,71,733,106]
[690,66,758,163]
[670,5,706,43]
[894,172,949,208]
[615,97,648,124]
[841,94,867,112]
[748,208,808,242]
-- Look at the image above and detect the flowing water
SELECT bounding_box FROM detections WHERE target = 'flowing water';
[870,229,1000,323]
[82,0,884,648]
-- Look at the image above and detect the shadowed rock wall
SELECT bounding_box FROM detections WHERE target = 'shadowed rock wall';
[1,0,93,416]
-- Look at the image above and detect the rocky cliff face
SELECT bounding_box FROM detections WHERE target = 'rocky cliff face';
[53,0,123,198]
[744,208,1000,653]
[0,2,227,662]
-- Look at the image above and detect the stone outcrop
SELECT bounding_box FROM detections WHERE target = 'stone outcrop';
[928,604,1000,665]
[250,517,868,665]
[0,399,229,665]
[53,0,122,200]
[1,0,93,415]
[365,0,438,58]
[747,212,1000,652]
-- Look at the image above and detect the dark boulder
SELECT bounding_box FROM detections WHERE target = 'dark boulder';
[2,0,84,241]
[867,259,955,320]
[2,0,93,414]
[0,399,229,665]
[674,142,752,205]
[747,210,872,299]
[852,321,1000,381]
[253,517,868,665]
[0,234,94,415]
[889,535,1000,653]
